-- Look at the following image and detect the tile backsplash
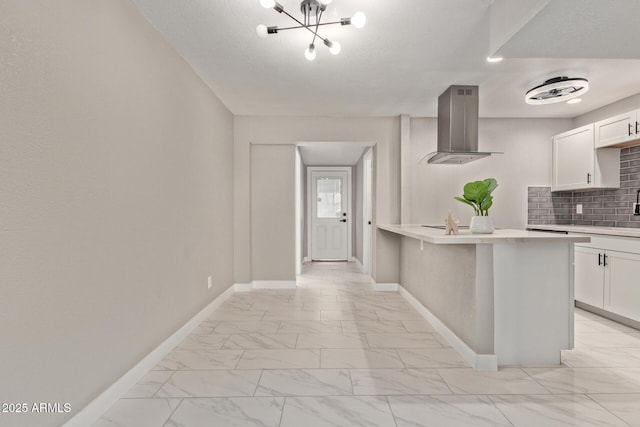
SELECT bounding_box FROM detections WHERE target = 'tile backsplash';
[528,146,640,228]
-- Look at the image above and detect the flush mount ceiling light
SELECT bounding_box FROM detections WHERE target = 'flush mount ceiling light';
[256,0,366,61]
[525,76,589,105]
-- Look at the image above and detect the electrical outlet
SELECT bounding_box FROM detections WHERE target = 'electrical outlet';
[207,276,213,289]
[576,204,583,215]
[634,203,640,216]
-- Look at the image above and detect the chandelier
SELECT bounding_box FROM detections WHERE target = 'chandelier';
[256,0,366,61]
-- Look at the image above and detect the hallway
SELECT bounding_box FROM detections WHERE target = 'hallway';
[95,262,640,426]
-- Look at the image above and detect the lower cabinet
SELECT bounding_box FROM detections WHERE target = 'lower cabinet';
[607,251,640,322]
[575,240,640,323]
[574,247,605,308]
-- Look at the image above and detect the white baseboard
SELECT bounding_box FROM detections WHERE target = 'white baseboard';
[374,282,399,292]
[234,283,252,292]
[251,280,297,289]
[398,285,497,372]
[302,257,311,263]
[64,284,236,427]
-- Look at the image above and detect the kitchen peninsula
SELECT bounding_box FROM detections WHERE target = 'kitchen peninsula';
[378,224,590,371]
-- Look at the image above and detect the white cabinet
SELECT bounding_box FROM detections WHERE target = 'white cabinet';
[551,124,620,192]
[574,247,605,308]
[607,251,640,322]
[574,236,640,324]
[595,110,640,148]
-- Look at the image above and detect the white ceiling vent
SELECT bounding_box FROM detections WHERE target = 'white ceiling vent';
[525,76,589,105]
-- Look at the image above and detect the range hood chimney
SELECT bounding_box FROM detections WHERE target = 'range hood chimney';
[421,85,498,165]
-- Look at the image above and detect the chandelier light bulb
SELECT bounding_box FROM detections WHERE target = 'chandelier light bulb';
[329,41,341,55]
[305,44,316,61]
[351,11,366,29]
[260,0,276,8]
[256,24,268,38]
[319,0,332,4]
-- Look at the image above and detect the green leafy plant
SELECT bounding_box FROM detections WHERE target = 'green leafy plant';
[454,178,498,216]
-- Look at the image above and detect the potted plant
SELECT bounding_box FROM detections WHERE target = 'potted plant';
[454,178,498,234]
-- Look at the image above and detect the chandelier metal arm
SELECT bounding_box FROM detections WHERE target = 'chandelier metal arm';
[275,20,349,31]
[310,9,323,46]
[274,9,329,42]
[280,8,306,30]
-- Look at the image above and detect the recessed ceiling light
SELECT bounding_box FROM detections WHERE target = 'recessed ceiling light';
[567,98,582,104]
[486,56,503,63]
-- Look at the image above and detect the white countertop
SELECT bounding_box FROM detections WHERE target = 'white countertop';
[527,224,640,239]
[378,224,590,244]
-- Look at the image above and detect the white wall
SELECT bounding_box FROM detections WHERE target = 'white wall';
[234,116,401,283]
[409,118,573,228]
[574,92,640,127]
[0,1,234,426]
[251,145,296,281]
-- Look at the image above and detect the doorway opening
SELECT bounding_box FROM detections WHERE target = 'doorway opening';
[295,142,374,275]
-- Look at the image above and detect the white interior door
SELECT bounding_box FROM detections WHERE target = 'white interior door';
[309,168,350,260]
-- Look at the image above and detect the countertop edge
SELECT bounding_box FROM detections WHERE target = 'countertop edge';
[527,224,640,239]
[378,224,591,244]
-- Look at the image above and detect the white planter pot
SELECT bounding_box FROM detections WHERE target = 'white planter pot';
[470,216,494,234]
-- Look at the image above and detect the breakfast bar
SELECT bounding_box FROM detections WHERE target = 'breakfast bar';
[378,225,590,370]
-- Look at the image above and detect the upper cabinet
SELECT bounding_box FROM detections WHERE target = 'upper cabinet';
[552,125,596,191]
[595,109,640,148]
[552,124,620,192]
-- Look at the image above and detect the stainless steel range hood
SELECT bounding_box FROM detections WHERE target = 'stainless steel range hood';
[421,85,499,165]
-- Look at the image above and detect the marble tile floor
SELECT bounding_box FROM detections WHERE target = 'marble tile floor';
[95,262,640,427]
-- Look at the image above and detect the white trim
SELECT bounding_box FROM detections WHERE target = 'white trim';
[352,257,364,272]
[63,284,236,427]
[251,280,297,289]
[234,283,252,292]
[374,282,399,292]
[362,149,373,275]
[295,148,303,276]
[398,285,498,371]
[474,355,498,371]
[302,257,311,264]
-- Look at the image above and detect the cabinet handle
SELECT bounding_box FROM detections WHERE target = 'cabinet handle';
[603,253,608,267]
[587,173,592,184]
[629,123,634,136]
[636,121,639,135]
[598,253,602,266]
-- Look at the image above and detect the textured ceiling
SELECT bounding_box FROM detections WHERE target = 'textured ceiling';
[130,0,640,118]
